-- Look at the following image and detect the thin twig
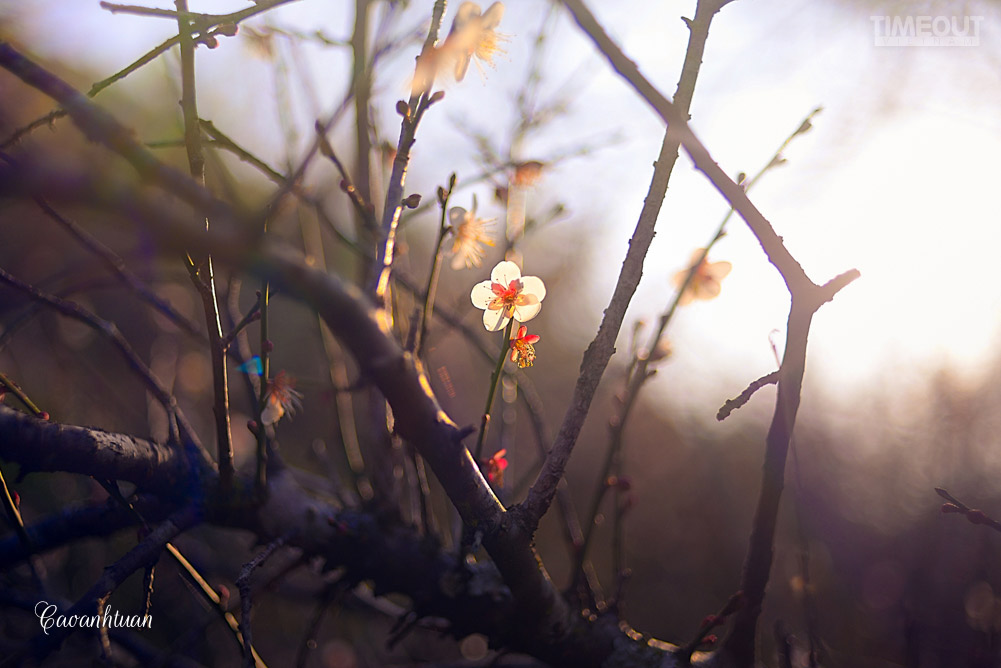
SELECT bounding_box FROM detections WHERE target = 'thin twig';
[12,507,198,665]
[0,267,213,465]
[176,0,235,492]
[28,194,203,338]
[368,0,448,304]
[1,1,300,148]
[237,535,290,668]
[717,371,780,421]
[520,0,728,531]
[936,487,1001,533]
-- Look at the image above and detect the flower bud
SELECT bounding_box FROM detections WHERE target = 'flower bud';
[403,193,422,209]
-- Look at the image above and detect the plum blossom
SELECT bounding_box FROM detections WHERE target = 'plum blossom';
[509,325,540,368]
[448,2,507,81]
[470,261,546,332]
[261,370,303,426]
[484,448,508,487]
[448,202,495,270]
[672,249,732,305]
[411,2,507,95]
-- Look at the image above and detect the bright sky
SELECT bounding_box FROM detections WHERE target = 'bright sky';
[5,0,1000,408]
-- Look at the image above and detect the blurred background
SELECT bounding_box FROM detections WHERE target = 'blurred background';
[2,0,1001,666]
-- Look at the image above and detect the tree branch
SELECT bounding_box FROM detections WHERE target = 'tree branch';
[520,0,728,530]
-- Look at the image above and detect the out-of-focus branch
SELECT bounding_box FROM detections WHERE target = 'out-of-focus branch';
[12,507,198,664]
[0,266,212,466]
[0,43,249,238]
[0,45,716,665]
[1,1,298,149]
[29,196,203,338]
[175,0,235,492]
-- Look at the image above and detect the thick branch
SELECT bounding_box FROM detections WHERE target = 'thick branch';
[0,406,192,497]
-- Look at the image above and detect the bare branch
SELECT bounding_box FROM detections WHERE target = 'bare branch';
[0,406,192,496]
[520,0,728,530]
[717,371,780,422]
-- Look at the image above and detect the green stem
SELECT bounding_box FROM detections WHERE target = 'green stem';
[415,177,455,356]
[474,318,515,461]
[256,281,270,497]
[0,370,44,417]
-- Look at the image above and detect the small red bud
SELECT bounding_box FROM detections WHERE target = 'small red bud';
[217,585,230,607]
[263,340,274,353]
[247,420,259,435]
[403,193,422,209]
[700,615,719,630]
[37,411,49,421]
[700,634,718,647]
[200,35,219,49]
[216,23,239,37]
[968,509,990,525]
[11,490,20,508]
[395,100,410,117]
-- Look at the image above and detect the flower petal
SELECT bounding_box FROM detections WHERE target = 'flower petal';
[454,53,472,81]
[471,280,497,307]
[513,301,541,323]
[261,399,284,426]
[483,307,510,332]
[490,260,522,285]
[448,207,468,228]
[518,275,546,301]
[481,2,504,29]
[707,261,732,281]
[453,2,483,28]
